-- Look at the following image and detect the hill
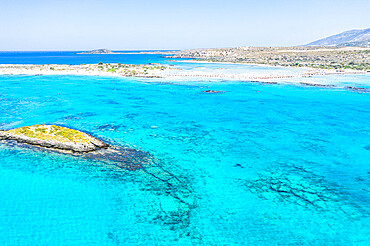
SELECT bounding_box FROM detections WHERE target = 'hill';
[306,28,370,47]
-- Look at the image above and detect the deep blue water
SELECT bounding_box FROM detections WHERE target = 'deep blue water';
[0,51,171,65]
[0,53,369,245]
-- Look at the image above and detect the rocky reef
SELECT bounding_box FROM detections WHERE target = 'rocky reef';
[243,168,365,219]
[0,124,196,232]
[0,124,109,152]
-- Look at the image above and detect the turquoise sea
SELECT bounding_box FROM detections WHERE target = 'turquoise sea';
[0,52,369,245]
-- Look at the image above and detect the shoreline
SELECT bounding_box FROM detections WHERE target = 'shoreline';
[169,59,367,75]
[169,46,370,71]
[0,63,369,90]
[0,63,170,78]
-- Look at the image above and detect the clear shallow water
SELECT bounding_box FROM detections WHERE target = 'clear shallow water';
[0,60,370,245]
[283,74,370,88]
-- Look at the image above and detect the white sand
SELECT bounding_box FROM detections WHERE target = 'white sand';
[0,63,366,86]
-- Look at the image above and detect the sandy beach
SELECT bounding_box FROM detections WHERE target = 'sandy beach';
[0,64,170,78]
[0,63,368,88]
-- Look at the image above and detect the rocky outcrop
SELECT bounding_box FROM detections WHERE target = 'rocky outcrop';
[77,49,116,54]
[0,124,109,153]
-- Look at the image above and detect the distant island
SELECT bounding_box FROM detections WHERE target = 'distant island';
[77,49,123,54]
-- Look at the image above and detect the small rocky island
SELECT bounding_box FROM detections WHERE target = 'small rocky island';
[0,124,151,170]
[0,124,109,152]
[78,49,121,54]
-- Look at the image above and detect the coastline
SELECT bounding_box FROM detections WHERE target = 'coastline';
[169,59,367,75]
[169,46,370,71]
[77,51,176,55]
[0,63,369,90]
[0,63,169,78]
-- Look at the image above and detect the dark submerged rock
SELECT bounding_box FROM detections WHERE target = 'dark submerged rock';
[346,86,370,93]
[300,82,336,87]
[202,90,225,94]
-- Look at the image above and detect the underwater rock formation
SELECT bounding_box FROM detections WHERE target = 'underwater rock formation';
[243,168,365,219]
[202,90,225,94]
[345,86,370,93]
[0,124,196,232]
[300,82,335,87]
[246,172,332,208]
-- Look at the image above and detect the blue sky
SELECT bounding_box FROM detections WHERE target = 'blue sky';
[0,0,369,50]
